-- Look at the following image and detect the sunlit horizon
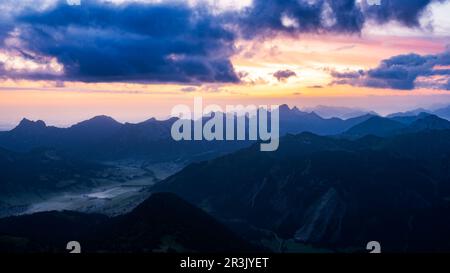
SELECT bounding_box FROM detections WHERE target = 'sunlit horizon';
[1,0,450,128]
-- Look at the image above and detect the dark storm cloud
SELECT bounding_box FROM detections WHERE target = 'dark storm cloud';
[362,0,447,27]
[4,0,239,83]
[237,0,365,37]
[273,69,297,81]
[0,0,448,84]
[0,16,13,46]
[331,47,450,90]
[235,0,447,37]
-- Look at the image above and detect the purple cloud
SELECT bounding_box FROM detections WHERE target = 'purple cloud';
[273,69,297,82]
[331,47,450,90]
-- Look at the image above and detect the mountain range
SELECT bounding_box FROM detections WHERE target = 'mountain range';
[3,106,450,252]
[152,130,450,252]
[342,113,450,138]
[302,105,377,119]
[0,104,376,160]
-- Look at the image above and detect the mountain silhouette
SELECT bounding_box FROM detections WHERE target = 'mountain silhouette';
[152,130,450,252]
[343,114,450,138]
[387,108,431,118]
[304,105,377,119]
[278,104,375,135]
[432,105,450,120]
[405,114,450,132]
[13,119,48,133]
[0,107,376,162]
[68,115,122,139]
[4,115,450,252]
[389,112,431,124]
[343,116,405,137]
[0,116,247,162]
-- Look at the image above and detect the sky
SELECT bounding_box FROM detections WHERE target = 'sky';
[0,0,450,128]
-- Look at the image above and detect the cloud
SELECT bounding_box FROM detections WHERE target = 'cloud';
[361,0,447,27]
[0,0,447,84]
[273,69,297,81]
[1,0,239,83]
[237,0,364,37]
[334,44,356,51]
[54,80,65,88]
[235,0,449,38]
[180,86,198,92]
[0,22,10,43]
[331,69,365,79]
[331,46,450,90]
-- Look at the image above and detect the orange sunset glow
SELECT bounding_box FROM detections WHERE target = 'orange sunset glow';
[0,0,450,128]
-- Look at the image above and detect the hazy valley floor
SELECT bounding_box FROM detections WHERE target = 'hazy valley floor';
[0,161,185,217]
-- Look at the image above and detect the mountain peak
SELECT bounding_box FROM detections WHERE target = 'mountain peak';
[13,118,47,131]
[85,115,119,124]
[344,116,405,137]
[387,108,430,118]
[278,104,291,112]
[407,114,450,131]
[142,117,158,124]
[278,104,306,117]
[71,115,121,129]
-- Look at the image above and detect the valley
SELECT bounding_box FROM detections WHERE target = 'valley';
[0,160,185,218]
[3,108,450,252]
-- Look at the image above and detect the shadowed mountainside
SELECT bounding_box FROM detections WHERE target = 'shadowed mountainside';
[0,193,258,253]
[152,130,450,252]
